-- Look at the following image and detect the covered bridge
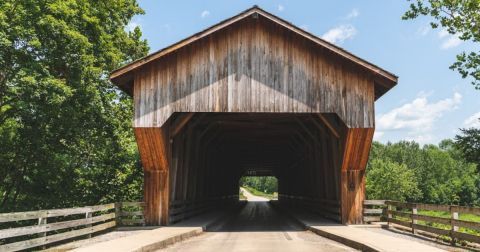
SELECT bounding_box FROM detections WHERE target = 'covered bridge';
[110,6,397,226]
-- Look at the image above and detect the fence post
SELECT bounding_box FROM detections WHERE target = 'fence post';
[85,210,93,239]
[412,204,417,234]
[387,201,392,227]
[451,206,458,245]
[115,202,122,226]
[38,216,47,250]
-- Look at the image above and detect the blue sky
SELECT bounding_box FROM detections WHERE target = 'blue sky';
[128,0,480,145]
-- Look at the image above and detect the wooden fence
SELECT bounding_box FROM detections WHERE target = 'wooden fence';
[169,195,238,224]
[278,195,341,222]
[0,202,144,252]
[363,200,480,244]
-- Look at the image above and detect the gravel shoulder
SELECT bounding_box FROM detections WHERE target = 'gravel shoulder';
[359,227,480,252]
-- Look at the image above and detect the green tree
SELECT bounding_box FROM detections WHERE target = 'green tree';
[240,176,278,194]
[0,0,149,211]
[403,0,480,89]
[367,140,479,206]
[455,126,480,172]
[366,159,420,202]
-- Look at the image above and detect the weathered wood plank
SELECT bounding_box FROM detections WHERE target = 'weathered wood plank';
[411,224,451,236]
[0,211,47,223]
[363,200,386,205]
[387,217,412,228]
[386,210,412,219]
[0,213,116,240]
[126,15,379,129]
[121,219,145,225]
[364,216,385,222]
[451,205,480,215]
[363,209,385,214]
[119,202,146,207]
[386,201,412,209]
[451,231,480,244]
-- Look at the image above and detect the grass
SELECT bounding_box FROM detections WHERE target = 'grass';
[242,187,278,200]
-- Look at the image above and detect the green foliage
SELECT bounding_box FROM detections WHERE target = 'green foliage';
[366,159,419,202]
[367,140,480,206]
[0,0,149,212]
[403,0,480,89]
[455,126,480,171]
[240,176,278,194]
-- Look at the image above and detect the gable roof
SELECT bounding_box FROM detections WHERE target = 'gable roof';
[110,5,398,99]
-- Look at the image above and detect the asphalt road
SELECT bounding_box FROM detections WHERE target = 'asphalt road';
[158,189,357,252]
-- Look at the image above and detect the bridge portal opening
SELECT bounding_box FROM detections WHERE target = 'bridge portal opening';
[162,112,349,225]
[240,176,278,196]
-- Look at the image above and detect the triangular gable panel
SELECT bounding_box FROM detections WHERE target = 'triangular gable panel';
[110,6,397,100]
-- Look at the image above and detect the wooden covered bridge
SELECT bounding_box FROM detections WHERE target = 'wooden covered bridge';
[110,6,397,226]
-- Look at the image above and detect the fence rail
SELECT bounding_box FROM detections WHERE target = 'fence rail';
[0,202,144,252]
[279,195,341,222]
[169,195,238,224]
[363,200,480,245]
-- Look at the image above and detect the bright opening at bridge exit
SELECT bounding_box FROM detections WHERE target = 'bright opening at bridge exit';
[239,176,278,200]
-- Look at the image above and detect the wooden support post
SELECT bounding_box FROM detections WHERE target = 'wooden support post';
[134,119,171,226]
[387,203,392,227]
[38,217,47,250]
[85,211,93,239]
[115,202,121,225]
[451,206,458,245]
[339,125,374,225]
[412,204,417,234]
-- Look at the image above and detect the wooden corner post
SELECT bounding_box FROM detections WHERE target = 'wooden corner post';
[339,126,374,225]
[134,119,171,226]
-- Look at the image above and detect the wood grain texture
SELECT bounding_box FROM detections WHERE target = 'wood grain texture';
[132,16,377,129]
[111,6,397,99]
[339,123,375,225]
[134,121,171,226]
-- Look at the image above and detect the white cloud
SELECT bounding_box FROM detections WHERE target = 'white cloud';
[300,24,308,31]
[346,9,360,19]
[438,29,462,49]
[438,29,449,38]
[416,26,430,36]
[376,92,462,143]
[160,24,171,31]
[126,18,144,32]
[322,25,357,44]
[441,34,462,49]
[278,5,284,11]
[463,111,480,128]
[373,131,384,140]
[201,10,210,18]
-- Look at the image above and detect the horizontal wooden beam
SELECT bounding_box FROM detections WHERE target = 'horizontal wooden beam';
[317,113,340,138]
[170,113,195,137]
[182,113,207,138]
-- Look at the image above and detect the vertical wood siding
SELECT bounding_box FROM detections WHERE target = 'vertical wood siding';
[133,16,375,129]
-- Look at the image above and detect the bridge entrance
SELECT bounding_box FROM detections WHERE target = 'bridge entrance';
[165,113,342,225]
[109,6,397,226]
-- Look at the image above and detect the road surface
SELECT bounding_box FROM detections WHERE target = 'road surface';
[157,188,357,252]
